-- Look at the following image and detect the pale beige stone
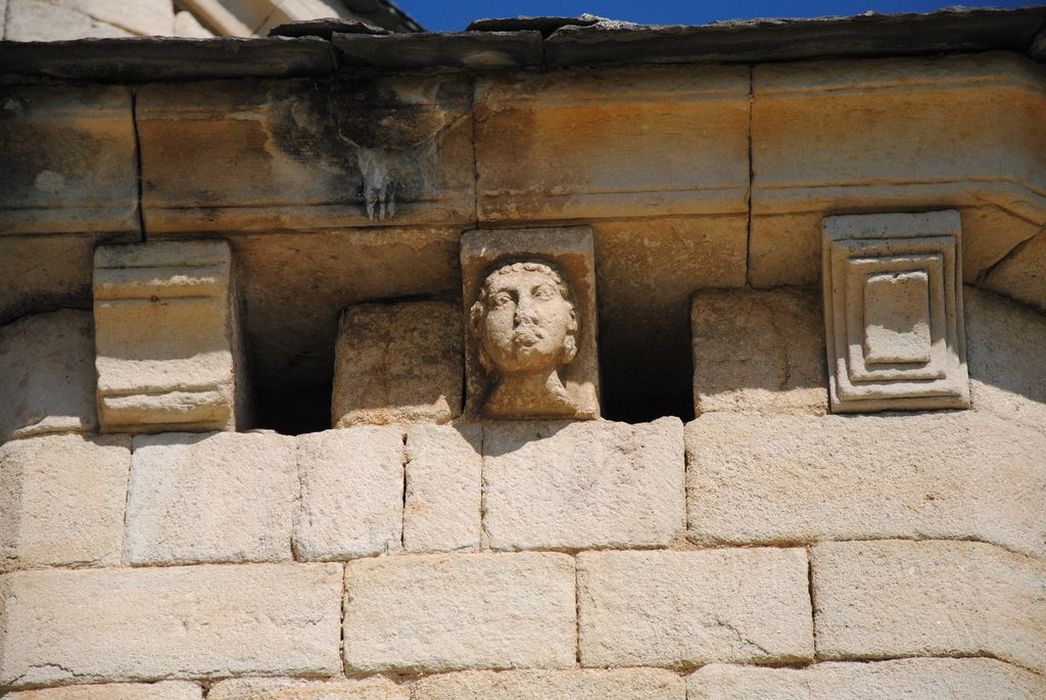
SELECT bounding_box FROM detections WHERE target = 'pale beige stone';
[483,418,684,551]
[461,227,599,419]
[403,424,481,553]
[812,540,1046,672]
[294,427,403,560]
[0,310,97,441]
[414,669,685,700]
[94,240,249,433]
[691,288,827,415]
[125,431,296,565]
[686,412,1046,557]
[822,210,969,412]
[475,65,749,222]
[77,0,174,35]
[173,10,214,38]
[687,658,1046,699]
[0,563,343,687]
[577,548,813,668]
[208,677,406,700]
[3,0,134,41]
[332,301,462,427]
[343,552,576,673]
[1,434,129,571]
[983,230,1046,312]
[7,681,203,700]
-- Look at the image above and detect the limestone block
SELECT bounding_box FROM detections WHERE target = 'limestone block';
[136,76,474,233]
[173,10,214,38]
[483,418,684,551]
[403,424,481,553]
[76,0,175,36]
[0,310,97,441]
[414,669,686,700]
[822,210,969,412]
[343,552,576,673]
[125,431,296,565]
[750,53,1045,286]
[686,412,1046,557]
[0,563,343,687]
[687,658,1046,699]
[965,286,1046,432]
[461,227,599,419]
[811,540,1046,672]
[0,83,137,234]
[984,230,1046,312]
[332,301,462,427]
[3,0,133,40]
[7,681,204,700]
[294,427,403,560]
[691,288,827,415]
[577,548,813,668]
[475,65,749,222]
[93,241,249,433]
[1,434,129,571]
[208,677,407,700]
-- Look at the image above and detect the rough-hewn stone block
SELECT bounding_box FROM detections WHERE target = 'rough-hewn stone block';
[332,301,462,427]
[0,310,97,441]
[413,669,685,700]
[208,677,407,700]
[0,563,343,687]
[691,288,826,414]
[343,552,576,673]
[403,424,481,553]
[1,434,129,572]
[686,412,1046,557]
[812,540,1046,672]
[983,230,1046,312]
[294,427,403,560]
[577,548,813,668]
[7,681,203,699]
[483,418,684,551]
[125,431,296,565]
[687,658,1046,699]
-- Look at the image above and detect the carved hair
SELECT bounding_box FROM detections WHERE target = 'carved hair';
[469,261,578,378]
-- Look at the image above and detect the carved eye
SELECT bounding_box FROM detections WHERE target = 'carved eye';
[532,284,556,300]
[490,291,514,308]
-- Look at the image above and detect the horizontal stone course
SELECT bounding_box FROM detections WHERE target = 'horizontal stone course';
[577,548,813,668]
[5,681,203,699]
[0,563,343,687]
[413,669,686,699]
[812,540,1046,673]
[343,552,576,673]
[208,677,407,700]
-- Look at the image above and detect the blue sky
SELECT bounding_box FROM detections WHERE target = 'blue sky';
[398,1,1028,32]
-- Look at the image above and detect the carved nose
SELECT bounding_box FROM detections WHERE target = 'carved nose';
[514,296,539,325]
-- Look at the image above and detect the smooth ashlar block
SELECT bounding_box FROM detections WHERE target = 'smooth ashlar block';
[822,210,969,412]
[460,227,599,420]
[0,563,343,688]
[332,301,462,427]
[208,677,407,700]
[577,548,813,668]
[93,240,250,433]
[0,309,98,441]
[6,681,203,700]
[483,418,685,551]
[414,669,686,700]
[343,552,576,673]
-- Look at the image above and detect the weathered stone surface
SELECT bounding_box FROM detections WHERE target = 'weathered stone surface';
[414,669,685,700]
[3,0,135,41]
[691,288,826,415]
[0,83,137,234]
[343,552,576,673]
[294,427,403,560]
[812,540,1046,672]
[483,418,684,551]
[173,10,214,38]
[475,65,749,222]
[965,285,1046,432]
[137,75,474,232]
[983,230,1046,312]
[403,424,481,553]
[332,301,462,427]
[686,411,1046,557]
[94,241,249,433]
[577,548,813,668]
[461,227,599,420]
[1,434,129,572]
[687,658,1046,699]
[0,310,97,441]
[334,31,543,70]
[208,677,407,700]
[125,431,296,565]
[0,563,343,687]
[750,54,1044,286]
[7,681,203,700]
